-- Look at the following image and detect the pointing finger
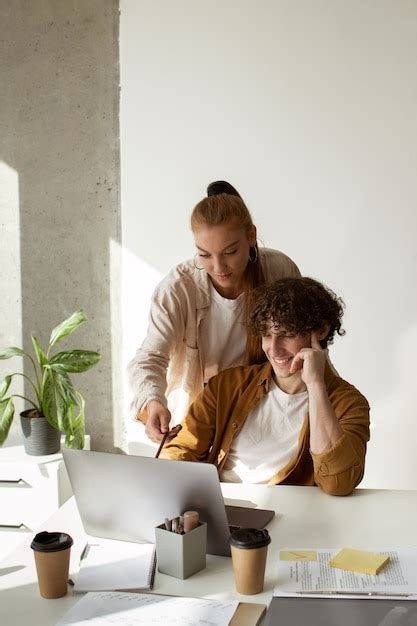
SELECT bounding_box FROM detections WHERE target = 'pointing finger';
[311,332,323,351]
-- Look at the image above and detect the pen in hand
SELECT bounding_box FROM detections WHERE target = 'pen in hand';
[297,590,413,597]
[154,424,182,459]
[154,432,168,459]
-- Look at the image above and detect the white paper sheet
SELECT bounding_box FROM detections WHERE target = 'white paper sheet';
[74,538,155,592]
[57,591,239,626]
[274,548,417,599]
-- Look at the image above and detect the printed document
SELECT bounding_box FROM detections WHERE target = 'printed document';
[57,591,239,626]
[274,548,417,599]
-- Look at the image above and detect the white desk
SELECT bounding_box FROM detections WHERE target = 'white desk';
[0,439,91,561]
[1,484,417,625]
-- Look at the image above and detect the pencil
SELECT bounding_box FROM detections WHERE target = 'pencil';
[297,591,412,597]
[154,432,169,458]
[154,424,182,459]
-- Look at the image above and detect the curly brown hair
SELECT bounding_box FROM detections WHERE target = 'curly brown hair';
[249,277,345,348]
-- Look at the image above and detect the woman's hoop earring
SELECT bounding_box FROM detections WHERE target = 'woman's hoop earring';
[249,246,258,263]
[194,254,204,271]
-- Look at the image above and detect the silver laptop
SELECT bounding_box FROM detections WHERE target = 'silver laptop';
[264,597,417,626]
[62,449,274,557]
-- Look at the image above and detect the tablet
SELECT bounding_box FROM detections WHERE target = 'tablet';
[264,596,417,626]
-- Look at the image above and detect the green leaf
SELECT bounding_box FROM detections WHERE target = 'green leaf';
[31,336,48,367]
[41,367,81,433]
[64,393,85,450]
[49,310,87,348]
[0,375,12,400]
[0,398,15,446]
[42,369,66,431]
[0,347,25,360]
[54,370,78,406]
[50,350,100,373]
[62,402,74,436]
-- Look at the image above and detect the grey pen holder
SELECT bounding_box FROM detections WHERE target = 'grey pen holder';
[155,521,207,579]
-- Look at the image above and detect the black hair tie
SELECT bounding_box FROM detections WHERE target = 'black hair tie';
[206,180,241,198]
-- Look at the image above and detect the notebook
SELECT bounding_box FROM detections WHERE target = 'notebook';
[74,538,156,592]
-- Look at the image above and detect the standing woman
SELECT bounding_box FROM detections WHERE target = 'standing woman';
[128,182,300,442]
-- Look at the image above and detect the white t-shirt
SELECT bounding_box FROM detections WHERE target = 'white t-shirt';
[199,283,246,383]
[220,382,309,484]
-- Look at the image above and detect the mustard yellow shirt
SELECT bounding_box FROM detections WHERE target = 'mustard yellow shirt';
[162,362,370,496]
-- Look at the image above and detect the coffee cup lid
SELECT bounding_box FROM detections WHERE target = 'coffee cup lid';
[31,531,73,553]
[230,528,271,549]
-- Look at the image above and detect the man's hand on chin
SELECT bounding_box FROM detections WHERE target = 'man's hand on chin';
[290,333,326,388]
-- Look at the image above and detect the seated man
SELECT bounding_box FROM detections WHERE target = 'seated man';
[161,277,370,496]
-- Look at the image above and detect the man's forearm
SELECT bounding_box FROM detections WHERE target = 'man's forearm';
[307,381,343,454]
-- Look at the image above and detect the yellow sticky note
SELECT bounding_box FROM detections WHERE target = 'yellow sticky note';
[280,550,317,562]
[329,548,390,575]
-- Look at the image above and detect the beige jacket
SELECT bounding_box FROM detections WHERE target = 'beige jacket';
[162,362,370,496]
[128,248,300,422]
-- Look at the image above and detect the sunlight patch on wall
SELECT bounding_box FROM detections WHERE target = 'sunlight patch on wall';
[121,245,163,367]
[116,242,163,448]
[0,162,23,446]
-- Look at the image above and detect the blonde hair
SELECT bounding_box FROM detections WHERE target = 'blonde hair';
[191,193,266,365]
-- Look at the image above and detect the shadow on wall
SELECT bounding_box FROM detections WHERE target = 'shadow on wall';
[0,2,122,451]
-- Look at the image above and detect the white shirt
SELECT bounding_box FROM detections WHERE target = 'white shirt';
[199,282,246,383]
[220,381,308,483]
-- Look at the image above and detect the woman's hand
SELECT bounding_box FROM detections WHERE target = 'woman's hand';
[144,400,181,443]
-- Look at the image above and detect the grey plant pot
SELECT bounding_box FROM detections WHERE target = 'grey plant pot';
[20,410,61,456]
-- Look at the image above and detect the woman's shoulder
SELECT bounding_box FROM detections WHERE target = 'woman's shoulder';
[152,258,206,301]
[259,247,301,280]
[154,258,194,290]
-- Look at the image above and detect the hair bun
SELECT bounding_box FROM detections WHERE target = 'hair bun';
[206,180,242,198]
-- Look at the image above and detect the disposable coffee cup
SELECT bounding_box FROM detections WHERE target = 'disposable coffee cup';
[31,531,73,599]
[230,528,271,595]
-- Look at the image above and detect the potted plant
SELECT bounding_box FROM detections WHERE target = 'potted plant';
[0,310,100,455]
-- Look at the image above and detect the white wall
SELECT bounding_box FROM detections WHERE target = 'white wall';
[120,1,417,488]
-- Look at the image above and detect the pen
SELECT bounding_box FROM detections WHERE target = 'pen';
[297,591,413,597]
[154,425,182,459]
[177,515,184,534]
[155,432,169,459]
[79,542,89,565]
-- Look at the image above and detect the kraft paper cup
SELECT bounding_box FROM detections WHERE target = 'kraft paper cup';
[230,528,271,595]
[31,531,73,599]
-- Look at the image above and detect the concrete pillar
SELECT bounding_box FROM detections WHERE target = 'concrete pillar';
[0,0,122,451]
